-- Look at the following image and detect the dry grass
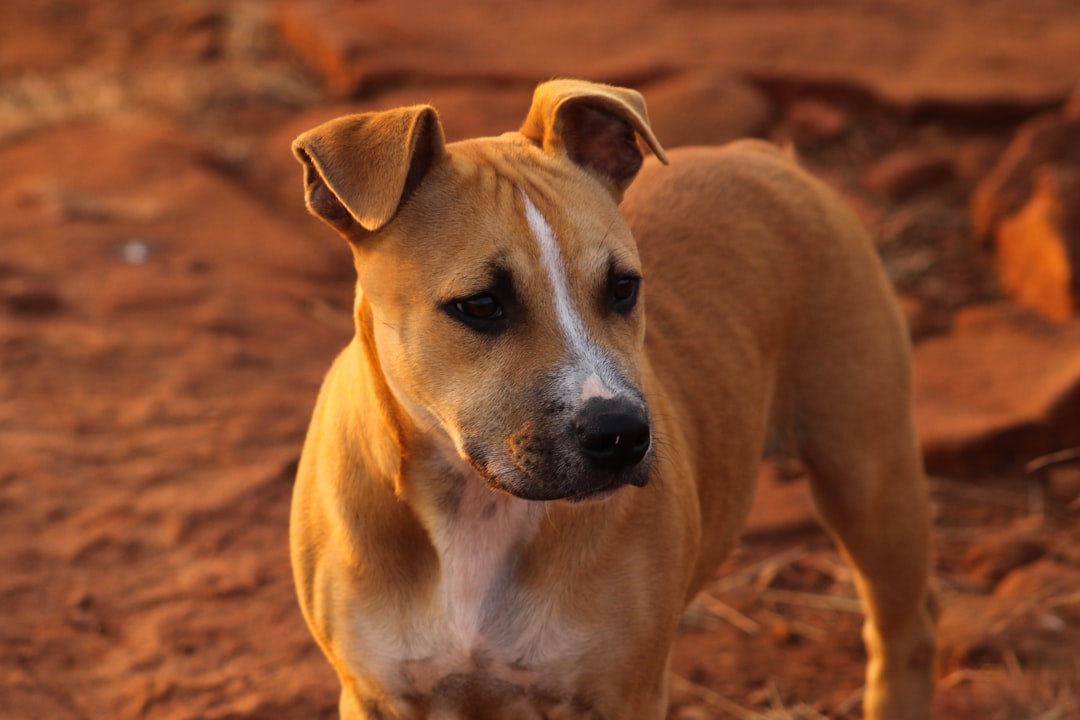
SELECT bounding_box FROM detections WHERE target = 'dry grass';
[939,652,1078,720]
[677,472,1080,719]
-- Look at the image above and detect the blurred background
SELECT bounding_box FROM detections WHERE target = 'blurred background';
[1,1,1079,718]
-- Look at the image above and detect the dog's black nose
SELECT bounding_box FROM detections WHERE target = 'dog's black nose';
[574,398,651,469]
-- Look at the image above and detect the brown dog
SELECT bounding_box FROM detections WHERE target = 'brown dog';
[289,79,936,719]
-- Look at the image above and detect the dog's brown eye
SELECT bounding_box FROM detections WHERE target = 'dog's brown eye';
[611,275,640,313]
[447,292,507,333]
[453,294,503,321]
[613,277,636,301]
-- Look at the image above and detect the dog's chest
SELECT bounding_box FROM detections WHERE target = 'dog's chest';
[432,482,527,647]
[352,482,592,716]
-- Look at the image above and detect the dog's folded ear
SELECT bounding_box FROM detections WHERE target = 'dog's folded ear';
[520,79,668,200]
[292,106,446,235]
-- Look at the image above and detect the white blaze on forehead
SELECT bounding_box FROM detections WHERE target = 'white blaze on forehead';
[520,189,624,400]
[521,191,594,360]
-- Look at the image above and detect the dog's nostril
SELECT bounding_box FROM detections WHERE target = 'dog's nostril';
[575,399,651,468]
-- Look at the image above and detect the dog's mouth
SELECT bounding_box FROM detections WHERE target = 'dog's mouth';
[463,441,653,503]
[497,472,644,503]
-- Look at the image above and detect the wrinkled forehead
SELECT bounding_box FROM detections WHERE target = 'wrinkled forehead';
[433,136,639,262]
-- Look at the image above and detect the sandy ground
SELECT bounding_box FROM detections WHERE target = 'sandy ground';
[2,2,1080,718]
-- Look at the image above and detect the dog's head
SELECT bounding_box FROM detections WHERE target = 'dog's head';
[293,80,668,502]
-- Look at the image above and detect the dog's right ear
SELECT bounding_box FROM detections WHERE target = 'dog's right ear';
[292,106,446,235]
[520,79,668,201]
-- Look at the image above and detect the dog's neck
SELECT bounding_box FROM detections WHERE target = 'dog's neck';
[354,297,546,649]
[400,430,543,651]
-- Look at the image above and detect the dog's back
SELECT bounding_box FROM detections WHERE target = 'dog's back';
[625,142,935,719]
[624,141,918,598]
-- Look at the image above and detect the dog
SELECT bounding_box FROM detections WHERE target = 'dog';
[289,79,936,719]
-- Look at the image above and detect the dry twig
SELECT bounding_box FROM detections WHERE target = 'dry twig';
[695,594,763,635]
[761,589,863,614]
[711,546,809,596]
[670,673,768,720]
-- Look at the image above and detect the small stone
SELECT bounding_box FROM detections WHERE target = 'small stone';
[769,617,793,644]
[120,239,152,266]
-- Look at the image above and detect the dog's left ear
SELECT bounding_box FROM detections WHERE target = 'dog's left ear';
[292,106,447,236]
[520,79,669,200]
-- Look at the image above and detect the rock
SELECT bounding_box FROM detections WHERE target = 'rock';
[274,2,420,98]
[962,517,1048,591]
[861,148,955,201]
[271,0,673,100]
[913,304,1080,477]
[641,70,773,148]
[786,99,849,147]
[994,164,1080,322]
[970,113,1080,242]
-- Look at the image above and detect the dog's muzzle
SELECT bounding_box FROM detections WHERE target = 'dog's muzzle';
[471,395,653,502]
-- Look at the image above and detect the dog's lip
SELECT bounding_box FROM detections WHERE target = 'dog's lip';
[561,481,623,504]
[464,445,653,502]
[484,473,627,503]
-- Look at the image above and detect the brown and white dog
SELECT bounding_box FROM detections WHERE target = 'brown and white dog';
[289,79,936,719]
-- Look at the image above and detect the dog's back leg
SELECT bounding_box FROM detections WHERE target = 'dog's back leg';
[790,312,937,720]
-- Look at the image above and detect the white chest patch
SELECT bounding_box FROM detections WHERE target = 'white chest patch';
[430,477,538,651]
[358,469,581,697]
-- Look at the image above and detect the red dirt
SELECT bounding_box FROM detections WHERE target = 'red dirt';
[2,2,1079,718]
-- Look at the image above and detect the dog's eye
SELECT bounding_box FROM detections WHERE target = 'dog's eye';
[456,294,502,319]
[610,275,641,313]
[446,293,506,331]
